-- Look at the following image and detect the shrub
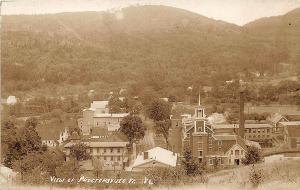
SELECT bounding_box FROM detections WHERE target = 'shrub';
[242,146,262,165]
[249,165,264,188]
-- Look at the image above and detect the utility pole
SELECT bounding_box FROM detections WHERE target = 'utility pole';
[0,0,13,164]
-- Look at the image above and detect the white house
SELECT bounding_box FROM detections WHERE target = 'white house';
[132,147,177,171]
[6,96,17,105]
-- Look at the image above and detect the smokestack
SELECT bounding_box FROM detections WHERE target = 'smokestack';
[239,90,245,138]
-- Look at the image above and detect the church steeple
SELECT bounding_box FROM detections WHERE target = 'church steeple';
[195,91,205,118]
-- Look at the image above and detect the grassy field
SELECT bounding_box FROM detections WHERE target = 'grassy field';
[2,159,300,190]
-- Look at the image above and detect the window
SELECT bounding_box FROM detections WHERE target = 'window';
[104,148,107,153]
[267,129,270,133]
[209,159,213,165]
[218,140,222,146]
[198,142,203,149]
[218,158,222,165]
[231,150,233,155]
[104,156,107,160]
[258,129,260,133]
[117,148,121,153]
[235,150,239,155]
[117,156,121,161]
[199,150,203,157]
[110,148,113,153]
[253,129,256,133]
[262,129,265,133]
[110,156,113,161]
[198,158,203,163]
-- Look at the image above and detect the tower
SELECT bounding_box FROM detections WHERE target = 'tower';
[195,92,205,118]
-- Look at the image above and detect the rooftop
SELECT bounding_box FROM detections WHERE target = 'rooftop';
[90,101,108,109]
[132,147,177,168]
[244,124,273,128]
[213,134,237,141]
[93,113,129,118]
[279,121,300,126]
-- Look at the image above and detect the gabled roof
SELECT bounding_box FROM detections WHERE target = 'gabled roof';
[36,125,67,141]
[132,147,177,168]
[267,113,288,124]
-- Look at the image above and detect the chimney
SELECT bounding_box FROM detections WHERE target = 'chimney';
[239,90,245,138]
[144,151,148,160]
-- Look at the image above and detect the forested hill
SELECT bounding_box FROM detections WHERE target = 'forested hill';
[1,5,299,97]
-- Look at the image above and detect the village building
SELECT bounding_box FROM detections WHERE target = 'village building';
[6,96,17,105]
[131,147,177,171]
[267,113,289,133]
[37,126,69,147]
[64,130,130,171]
[279,121,300,149]
[78,101,129,135]
[179,94,260,167]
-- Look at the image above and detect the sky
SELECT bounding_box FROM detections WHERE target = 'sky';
[1,0,300,25]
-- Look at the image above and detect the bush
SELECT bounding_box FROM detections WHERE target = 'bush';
[249,165,264,188]
[242,146,262,165]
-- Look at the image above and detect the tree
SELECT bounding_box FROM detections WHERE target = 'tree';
[25,117,38,128]
[55,160,81,179]
[3,119,42,168]
[119,115,146,145]
[70,143,91,161]
[108,95,123,113]
[181,149,202,176]
[242,146,262,165]
[249,165,264,188]
[2,119,18,167]
[92,157,103,178]
[147,100,171,121]
[147,100,172,148]
[155,120,171,149]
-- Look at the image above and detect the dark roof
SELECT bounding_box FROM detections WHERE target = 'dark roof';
[286,127,300,137]
[286,115,300,121]
[36,123,66,141]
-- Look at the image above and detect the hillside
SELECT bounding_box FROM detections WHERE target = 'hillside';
[244,8,300,66]
[1,5,299,97]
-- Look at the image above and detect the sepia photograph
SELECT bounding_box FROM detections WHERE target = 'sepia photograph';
[0,0,300,190]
